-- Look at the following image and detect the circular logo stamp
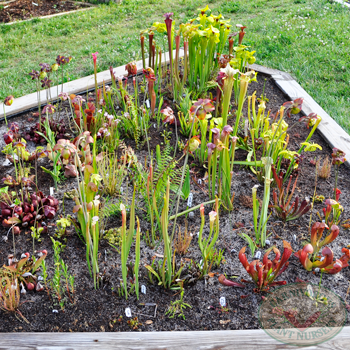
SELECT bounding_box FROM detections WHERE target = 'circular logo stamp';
[258,283,346,346]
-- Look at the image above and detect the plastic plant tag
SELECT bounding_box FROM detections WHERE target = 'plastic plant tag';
[125,307,132,318]
[293,234,297,242]
[141,285,146,294]
[255,251,261,259]
[154,123,156,129]
[306,285,314,298]
[50,187,54,196]
[220,297,226,307]
[187,193,193,207]
[145,99,150,109]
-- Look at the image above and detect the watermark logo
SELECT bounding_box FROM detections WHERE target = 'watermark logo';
[258,283,346,346]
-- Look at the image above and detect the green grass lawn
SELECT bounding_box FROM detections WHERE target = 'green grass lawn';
[0,0,349,132]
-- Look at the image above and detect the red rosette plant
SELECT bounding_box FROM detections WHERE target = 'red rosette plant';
[238,241,292,292]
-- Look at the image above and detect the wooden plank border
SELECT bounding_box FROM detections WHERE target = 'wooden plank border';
[0,327,349,349]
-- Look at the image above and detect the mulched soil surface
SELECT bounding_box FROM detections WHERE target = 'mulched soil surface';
[0,0,88,23]
[0,72,349,332]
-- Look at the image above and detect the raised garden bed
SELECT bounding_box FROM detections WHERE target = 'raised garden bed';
[0,0,94,24]
[0,6,349,347]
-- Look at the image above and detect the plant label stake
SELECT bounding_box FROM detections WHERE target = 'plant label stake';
[125,307,132,318]
[145,99,150,109]
[154,123,156,129]
[187,193,193,207]
[255,251,261,259]
[220,297,226,307]
[50,187,54,196]
[306,285,314,298]
[141,285,146,294]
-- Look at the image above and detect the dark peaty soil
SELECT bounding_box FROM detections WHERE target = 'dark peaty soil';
[0,72,349,333]
[0,0,89,23]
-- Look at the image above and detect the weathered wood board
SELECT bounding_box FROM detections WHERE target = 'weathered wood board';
[0,327,349,350]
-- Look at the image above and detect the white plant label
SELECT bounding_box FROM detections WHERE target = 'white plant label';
[306,285,314,298]
[125,307,132,318]
[255,251,261,259]
[154,123,156,129]
[141,285,146,294]
[145,99,150,109]
[220,297,226,307]
[293,234,297,242]
[50,187,54,196]
[187,193,193,207]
